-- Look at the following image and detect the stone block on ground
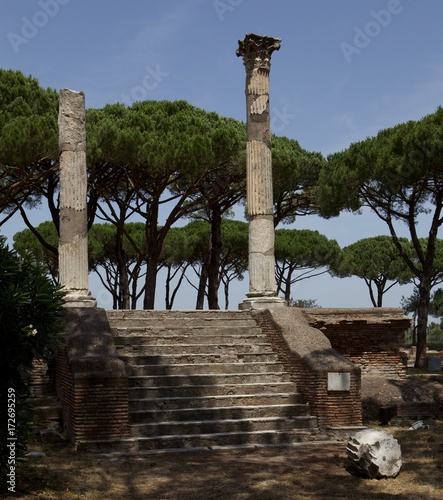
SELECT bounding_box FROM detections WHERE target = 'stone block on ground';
[346,428,402,479]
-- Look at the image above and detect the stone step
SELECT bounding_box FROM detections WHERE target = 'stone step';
[129,393,302,411]
[111,323,266,343]
[119,352,279,365]
[76,429,314,453]
[116,343,274,356]
[107,318,259,329]
[127,361,286,376]
[31,384,56,398]
[128,372,293,387]
[130,403,311,423]
[128,382,298,399]
[29,396,58,406]
[102,309,319,452]
[32,404,62,423]
[130,416,318,437]
[106,310,253,321]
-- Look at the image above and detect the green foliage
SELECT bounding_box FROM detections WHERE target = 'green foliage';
[272,135,326,225]
[426,322,443,348]
[13,221,59,282]
[429,288,443,318]
[86,100,242,180]
[333,235,413,306]
[289,298,320,308]
[0,69,58,216]
[317,107,443,218]
[0,241,64,482]
[181,220,212,266]
[86,100,247,309]
[316,107,443,367]
[275,229,340,300]
[220,219,248,274]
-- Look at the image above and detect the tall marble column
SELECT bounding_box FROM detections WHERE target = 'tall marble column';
[58,89,96,307]
[237,33,286,309]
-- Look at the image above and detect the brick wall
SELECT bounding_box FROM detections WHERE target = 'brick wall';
[56,341,72,434]
[55,308,129,445]
[30,358,55,398]
[253,309,362,428]
[302,308,411,379]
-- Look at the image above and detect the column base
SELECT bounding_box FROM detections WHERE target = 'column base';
[63,291,97,308]
[239,295,287,310]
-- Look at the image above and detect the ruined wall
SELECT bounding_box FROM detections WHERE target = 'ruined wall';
[302,309,411,379]
[55,308,129,444]
[253,309,362,428]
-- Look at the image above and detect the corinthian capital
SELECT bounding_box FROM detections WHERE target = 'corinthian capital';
[236,33,282,72]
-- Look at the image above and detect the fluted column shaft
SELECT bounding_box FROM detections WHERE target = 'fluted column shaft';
[58,89,96,307]
[237,33,285,308]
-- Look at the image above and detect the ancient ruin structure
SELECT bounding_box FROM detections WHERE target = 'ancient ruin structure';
[28,49,412,453]
[58,89,96,307]
[237,33,286,310]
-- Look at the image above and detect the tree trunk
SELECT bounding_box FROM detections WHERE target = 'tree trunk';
[196,263,208,310]
[283,266,293,302]
[415,277,431,368]
[130,258,144,309]
[224,280,230,310]
[376,280,384,307]
[165,265,172,310]
[207,207,222,310]
[143,206,160,310]
[143,255,158,309]
[116,224,130,309]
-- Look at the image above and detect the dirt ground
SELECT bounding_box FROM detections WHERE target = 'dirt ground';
[361,373,443,421]
[5,375,443,500]
[8,425,443,500]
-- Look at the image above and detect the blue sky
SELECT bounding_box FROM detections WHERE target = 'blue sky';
[1,0,443,309]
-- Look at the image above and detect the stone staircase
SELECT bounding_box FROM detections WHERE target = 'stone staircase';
[91,309,320,452]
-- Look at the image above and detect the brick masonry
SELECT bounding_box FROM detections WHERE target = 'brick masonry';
[302,308,411,379]
[55,308,129,444]
[253,309,362,428]
[30,307,412,441]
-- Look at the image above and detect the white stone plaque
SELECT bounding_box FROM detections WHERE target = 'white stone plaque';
[328,372,351,391]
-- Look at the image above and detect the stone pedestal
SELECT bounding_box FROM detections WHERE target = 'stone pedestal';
[58,89,96,307]
[239,295,287,310]
[236,33,285,310]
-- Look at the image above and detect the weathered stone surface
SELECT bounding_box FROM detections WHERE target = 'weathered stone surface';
[237,34,282,305]
[64,307,126,377]
[236,33,282,73]
[246,141,273,215]
[302,308,411,378]
[267,308,356,370]
[426,356,442,371]
[97,309,317,452]
[347,428,402,478]
[58,89,96,307]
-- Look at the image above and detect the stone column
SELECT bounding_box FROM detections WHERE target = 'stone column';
[237,33,286,310]
[58,89,96,307]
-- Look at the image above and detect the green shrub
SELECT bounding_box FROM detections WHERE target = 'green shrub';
[0,240,64,490]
